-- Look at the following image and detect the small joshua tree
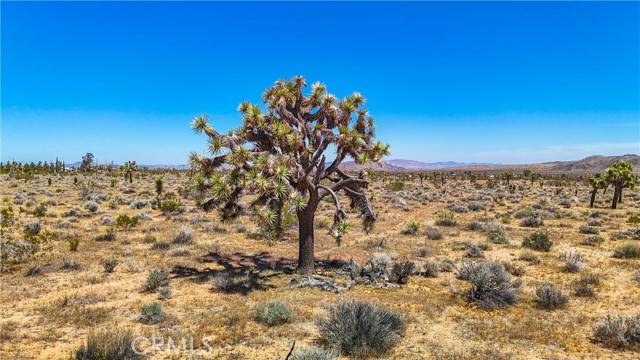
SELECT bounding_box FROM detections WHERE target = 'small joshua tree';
[80,152,94,172]
[604,160,635,209]
[121,161,137,183]
[190,76,389,274]
[155,177,163,207]
[588,173,606,208]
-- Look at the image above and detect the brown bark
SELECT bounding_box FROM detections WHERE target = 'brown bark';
[297,198,319,275]
[611,185,621,209]
[590,188,597,208]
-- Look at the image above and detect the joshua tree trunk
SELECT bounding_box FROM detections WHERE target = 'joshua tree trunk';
[297,209,316,275]
[611,185,621,209]
[618,188,623,204]
[590,188,597,208]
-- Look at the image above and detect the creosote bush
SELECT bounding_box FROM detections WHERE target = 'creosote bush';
[535,283,568,310]
[317,300,405,358]
[458,261,518,310]
[74,329,141,360]
[593,314,640,349]
[256,300,293,326]
[522,231,553,251]
[487,230,509,244]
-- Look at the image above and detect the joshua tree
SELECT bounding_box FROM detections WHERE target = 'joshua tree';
[587,174,606,208]
[190,76,389,274]
[155,177,163,207]
[80,152,94,172]
[122,161,137,183]
[604,160,635,209]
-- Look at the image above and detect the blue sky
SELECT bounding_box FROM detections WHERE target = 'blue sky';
[2,1,639,165]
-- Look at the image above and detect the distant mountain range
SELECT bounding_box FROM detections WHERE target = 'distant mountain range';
[340,154,640,174]
[65,154,639,174]
[339,159,497,171]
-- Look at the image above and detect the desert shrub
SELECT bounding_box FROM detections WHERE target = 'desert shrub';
[73,329,141,360]
[423,260,439,278]
[84,201,99,213]
[401,220,420,235]
[150,241,170,251]
[613,243,640,259]
[435,210,456,227]
[317,300,405,358]
[464,243,484,258]
[68,236,80,251]
[138,302,164,324]
[447,204,468,213]
[212,273,233,291]
[289,347,337,360]
[458,261,518,310]
[627,214,640,224]
[439,258,455,272]
[129,199,147,209]
[146,268,169,291]
[520,216,543,228]
[103,259,118,273]
[386,180,404,192]
[587,219,603,227]
[33,203,47,217]
[95,231,116,242]
[416,246,430,257]
[467,221,483,231]
[468,202,484,211]
[579,225,599,235]
[23,221,41,238]
[256,300,293,326]
[0,240,37,271]
[573,274,600,297]
[522,231,552,251]
[593,314,640,349]
[157,286,172,300]
[535,283,568,310]
[115,214,138,230]
[390,261,417,284]
[581,235,604,246]
[61,257,80,271]
[173,225,193,244]
[365,238,387,250]
[160,192,182,214]
[25,265,42,276]
[634,271,640,285]
[560,250,585,273]
[425,227,443,240]
[487,230,509,244]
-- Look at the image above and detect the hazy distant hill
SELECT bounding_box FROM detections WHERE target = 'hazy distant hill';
[339,154,639,174]
[450,154,640,174]
[339,159,495,171]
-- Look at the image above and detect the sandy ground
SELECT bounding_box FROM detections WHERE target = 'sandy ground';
[1,173,638,359]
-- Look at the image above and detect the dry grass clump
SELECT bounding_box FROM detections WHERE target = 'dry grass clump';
[73,329,141,360]
[316,300,405,358]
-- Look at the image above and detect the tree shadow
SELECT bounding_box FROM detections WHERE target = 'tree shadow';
[171,251,350,295]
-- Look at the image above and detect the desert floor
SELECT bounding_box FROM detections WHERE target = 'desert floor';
[1,173,639,359]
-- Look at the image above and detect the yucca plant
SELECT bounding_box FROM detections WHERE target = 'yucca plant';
[190,76,389,274]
